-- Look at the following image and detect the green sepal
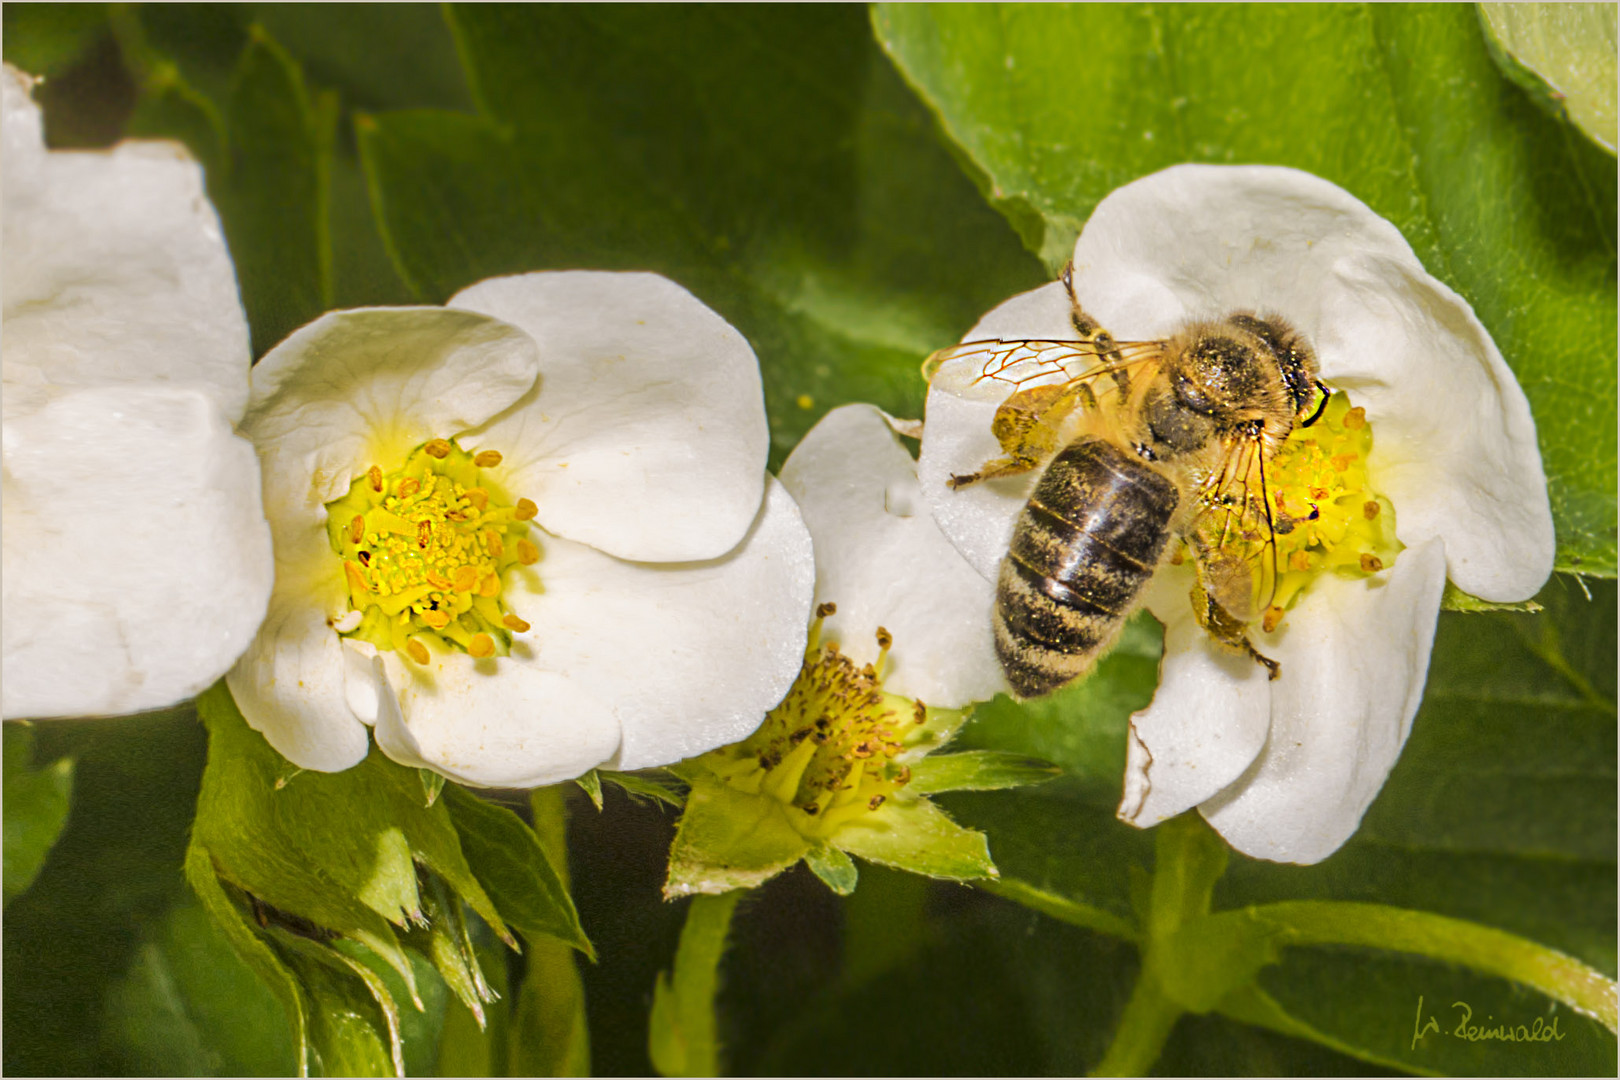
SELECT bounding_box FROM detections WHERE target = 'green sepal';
[3,723,74,907]
[418,769,446,808]
[834,797,997,882]
[575,769,604,811]
[601,768,687,809]
[442,784,591,958]
[904,750,1061,795]
[663,774,809,899]
[805,846,859,896]
[399,871,493,1028]
[270,928,403,1078]
[1441,580,1543,613]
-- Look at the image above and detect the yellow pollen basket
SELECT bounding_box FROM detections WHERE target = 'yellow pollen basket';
[324,438,539,662]
[1210,391,1402,631]
[700,607,952,841]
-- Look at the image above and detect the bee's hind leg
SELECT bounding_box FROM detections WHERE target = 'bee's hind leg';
[1242,640,1282,681]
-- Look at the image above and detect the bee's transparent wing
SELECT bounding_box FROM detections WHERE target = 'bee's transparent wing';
[1190,432,1281,621]
[923,338,1156,405]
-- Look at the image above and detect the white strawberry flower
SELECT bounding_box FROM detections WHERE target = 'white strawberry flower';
[227,270,816,788]
[1,64,273,719]
[917,165,1554,863]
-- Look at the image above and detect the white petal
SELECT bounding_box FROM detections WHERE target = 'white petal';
[3,387,272,718]
[373,642,622,790]
[506,476,815,772]
[918,281,1078,583]
[780,403,1007,708]
[1198,538,1448,864]
[1118,566,1273,828]
[226,554,369,774]
[450,272,769,562]
[1068,164,1552,601]
[1316,255,1552,601]
[2,65,251,424]
[243,307,540,531]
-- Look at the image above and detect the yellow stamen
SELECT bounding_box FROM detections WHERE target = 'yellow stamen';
[464,488,489,512]
[474,450,503,468]
[424,438,452,459]
[468,633,495,659]
[1364,500,1381,520]
[368,465,384,492]
[515,497,538,521]
[452,566,479,593]
[478,574,501,598]
[397,477,420,498]
[421,609,451,630]
[485,531,504,558]
[1360,553,1384,573]
[349,515,364,544]
[1343,407,1366,430]
[503,614,531,632]
[517,539,540,565]
[1289,550,1311,572]
[406,639,430,665]
[1262,605,1286,633]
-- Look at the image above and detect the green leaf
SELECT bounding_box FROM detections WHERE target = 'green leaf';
[805,846,859,897]
[3,724,74,907]
[875,3,1616,576]
[1,4,112,78]
[400,872,492,1028]
[441,784,590,957]
[905,750,1060,795]
[273,929,402,1078]
[1479,2,1617,154]
[360,5,1044,466]
[649,891,743,1078]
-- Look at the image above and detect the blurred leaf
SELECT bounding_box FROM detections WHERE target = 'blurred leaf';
[215,26,333,355]
[649,891,743,1078]
[3,724,74,907]
[442,784,590,957]
[360,5,1045,466]
[102,897,298,1076]
[3,709,207,1076]
[1480,2,1617,154]
[1,4,112,77]
[875,2,1616,576]
[905,750,1060,795]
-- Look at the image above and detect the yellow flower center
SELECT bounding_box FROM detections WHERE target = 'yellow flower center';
[1191,391,1402,633]
[324,438,539,663]
[699,606,946,840]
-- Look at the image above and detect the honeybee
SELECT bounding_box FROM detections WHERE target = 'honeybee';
[926,264,1330,699]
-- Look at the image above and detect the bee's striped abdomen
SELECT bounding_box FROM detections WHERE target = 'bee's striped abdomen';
[995,437,1178,698]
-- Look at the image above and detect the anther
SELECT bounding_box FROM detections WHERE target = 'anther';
[425,569,453,590]
[816,602,837,618]
[1343,407,1366,430]
[418,520,433,549]
[1330,453,1355,473]
[464,488,489,512]
[485,531,504,558]
[424,439,452,459]
[422,609,451,630]
[516,539,540,565]
[479,573,501,598]
[453,566,479,593]
[875,627,892,650]
[368,465,384,492]
[502,614,531,632]
[397,477,420,498]
[406,639,430,664]
[868,794,886,811]
[1289,551,1311,572]
[473,450,503,468]
[344,561,372,594]
[514,498,537,521]
[1360,553,1384,573]
[468,633,496,659]
[1363,500,1381,520]
[1262,605,1286,633]
[349,515,364,544]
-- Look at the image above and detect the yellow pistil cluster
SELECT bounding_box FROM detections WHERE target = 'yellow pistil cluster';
[1250,392,1402,629]
[324,438,540,663]
[700,605,938,841]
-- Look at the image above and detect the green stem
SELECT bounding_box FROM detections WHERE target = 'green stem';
[649,890,744,1077]
[506,787,591,1077]
[1247,900,1618,1032]
[1089,971,1182,1077]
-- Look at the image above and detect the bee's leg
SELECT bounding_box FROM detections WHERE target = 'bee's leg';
[1188,572,1283,681]
[949,382,1082,489]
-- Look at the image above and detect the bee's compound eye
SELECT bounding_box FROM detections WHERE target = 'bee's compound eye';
[1174,374,1214,415]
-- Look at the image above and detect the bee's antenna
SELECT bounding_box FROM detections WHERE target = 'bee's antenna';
[1301,381,1331,428]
